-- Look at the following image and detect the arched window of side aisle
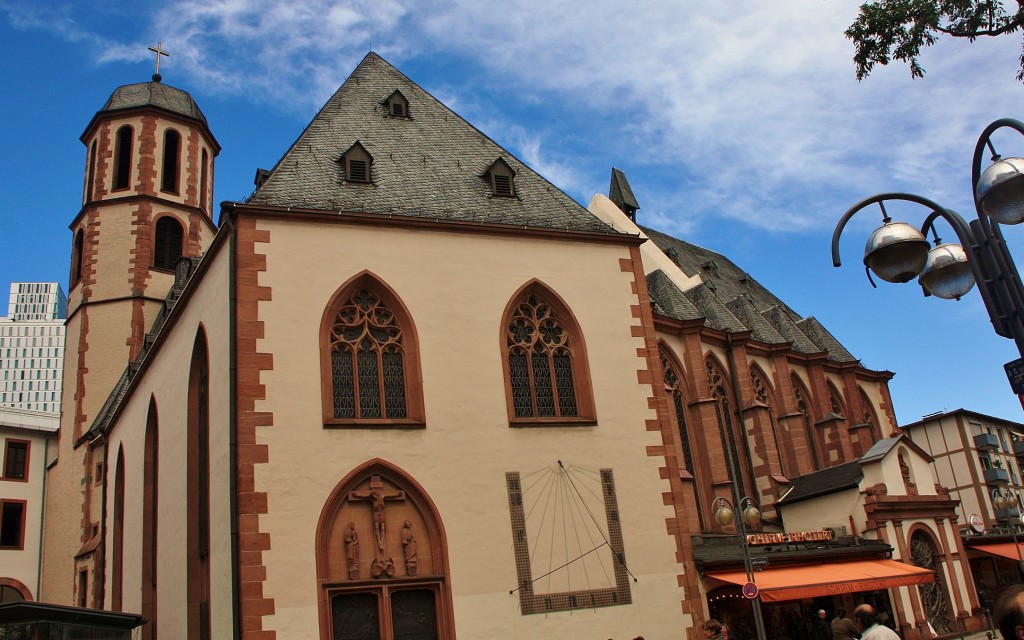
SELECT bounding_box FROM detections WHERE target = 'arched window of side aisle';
[660,345,704,530]
[153,216,184,270]
[320,273,424,426]
[502,282,594,424]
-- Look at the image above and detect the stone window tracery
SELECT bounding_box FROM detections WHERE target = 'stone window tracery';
[330,290,408,420]
[792,374,820,469]
[662,347,704,530]
[321,275,423,426]
[707,358,746,496]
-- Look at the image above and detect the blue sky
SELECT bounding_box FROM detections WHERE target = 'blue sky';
[2,1,1024,425]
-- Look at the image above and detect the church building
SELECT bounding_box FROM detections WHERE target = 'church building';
[25,52,986,640]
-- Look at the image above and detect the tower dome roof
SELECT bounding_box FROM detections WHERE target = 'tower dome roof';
[100,81,208,125]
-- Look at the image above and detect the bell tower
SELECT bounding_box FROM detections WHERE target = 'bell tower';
[41,49,220,606]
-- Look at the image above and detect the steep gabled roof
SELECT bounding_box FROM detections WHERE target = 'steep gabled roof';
[248,53,619,235]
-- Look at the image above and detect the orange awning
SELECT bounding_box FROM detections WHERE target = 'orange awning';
[973,543,1024,561]
[705,559,934,602]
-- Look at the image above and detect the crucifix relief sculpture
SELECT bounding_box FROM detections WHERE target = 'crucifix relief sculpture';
[348,475,406,578]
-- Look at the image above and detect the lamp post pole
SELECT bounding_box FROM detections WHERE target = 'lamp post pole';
[713,495,767,640]
[831,119,1024,369]
[991,486,1024,577]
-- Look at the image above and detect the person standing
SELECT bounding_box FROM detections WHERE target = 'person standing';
[703,619,726,640]
[994,584,1024,640]
[812,609,834,640]
[831,608,859,640]
[854,604,900,640]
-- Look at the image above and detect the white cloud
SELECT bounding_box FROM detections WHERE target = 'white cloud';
[4,0,1023,237]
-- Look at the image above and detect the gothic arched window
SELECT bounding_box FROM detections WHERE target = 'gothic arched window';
[187,328,211,640]
[751,365,788,478]
[503,283,594,424]
[827,382,846,417]
[792,373,821,470]
[321,274,424,426]
[707,357,746,495]
[661,346,704,530]
[142,397,159,640]
[111,447,125,612]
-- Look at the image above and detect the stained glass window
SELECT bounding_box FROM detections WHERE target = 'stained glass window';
[507,294,578,418]
[330,289,407,420]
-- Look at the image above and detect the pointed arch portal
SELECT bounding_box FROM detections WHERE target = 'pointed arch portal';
[315,459,455,640]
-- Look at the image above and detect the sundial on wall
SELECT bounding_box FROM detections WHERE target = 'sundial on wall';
[505,461,633,615]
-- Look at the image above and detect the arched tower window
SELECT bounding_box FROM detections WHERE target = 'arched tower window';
[791,373,821,471]
[502,282,594,423]
[71,230,85,287]
[315,459,455,640]
[111,447,125,612]
[142,397,159,640]
[661,346,704,530]
[113,126,133,191]
[187,328,211,640]
[320,273,424,425]
[162,129,181,193]
[200,149,209,211]
[153,216,184,270]
[86,140,98,201]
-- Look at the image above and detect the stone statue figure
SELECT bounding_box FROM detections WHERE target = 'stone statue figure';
[402,520,418,576]
[344,522,360,579]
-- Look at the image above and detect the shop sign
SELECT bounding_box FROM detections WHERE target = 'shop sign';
[745,529,835,545]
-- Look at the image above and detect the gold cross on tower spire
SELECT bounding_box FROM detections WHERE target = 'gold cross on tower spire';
[148,42,169,82]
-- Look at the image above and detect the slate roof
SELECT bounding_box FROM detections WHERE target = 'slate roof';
[640,225,858,362]
[646,270,702,321]
[247,53,620,235]
[99,81,208,125]
[778,461,863,505]
[609,167,639,211]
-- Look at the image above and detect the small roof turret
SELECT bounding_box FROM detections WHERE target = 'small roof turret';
[609,167,640,221]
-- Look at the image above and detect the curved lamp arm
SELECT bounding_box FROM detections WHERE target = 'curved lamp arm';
[972,118,1024,197]
[831,193,976,268]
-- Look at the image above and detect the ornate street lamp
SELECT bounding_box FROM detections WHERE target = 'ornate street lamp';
[712,495,766,640]
[991,486,1024,576]
[832,119,1024,360]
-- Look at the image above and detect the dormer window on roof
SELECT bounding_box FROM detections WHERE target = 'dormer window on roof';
[339,142,373,184]
[385,90,410,118]
[485,158,516,198]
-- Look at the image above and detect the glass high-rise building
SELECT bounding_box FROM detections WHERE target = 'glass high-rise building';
[0,283,66,414]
